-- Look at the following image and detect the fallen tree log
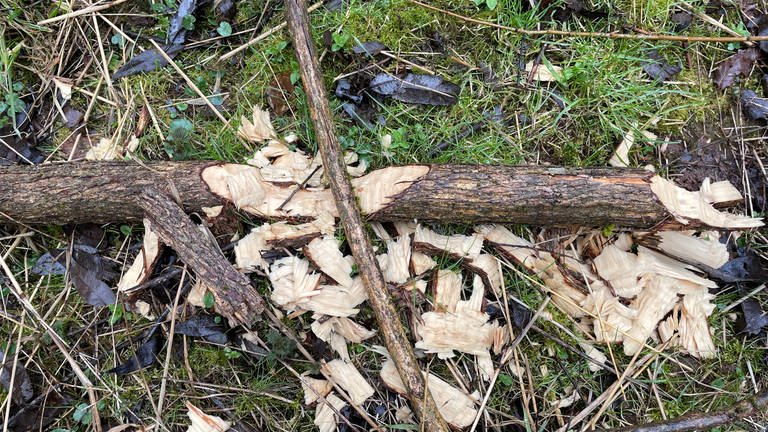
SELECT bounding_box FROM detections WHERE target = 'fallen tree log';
[0,161,762,229]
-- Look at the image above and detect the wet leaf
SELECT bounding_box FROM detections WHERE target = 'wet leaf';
[266,72,294,116]
[168,0,199,45]
[671,11,693,32]
[69,226,117,306]
[741,295,768,335]
[709,250,768,282]
[369,73,459,106]
[217,21,232,37]
[642,50,682,82]
[174,315,228,344]
[756,14,768,54]
[214,0,236,21]
[112,44,184,81]
[32,251,66,276]
[335,79,362,104]
[713,48,759,89]
[741,89,768,120]
[351,41,386,56]
[7,389,70,432]
[0,127,44,165]
[341,102,374,130]
[109,334,163,375]
[0,348,34,404]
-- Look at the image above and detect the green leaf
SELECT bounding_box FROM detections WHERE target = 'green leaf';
[120,225,132,236]
[290,69,301,85]
[388,424,418,430]
[223,347,241,359]
[110,33,125,47]
[203,291,215,308]
[108,304,124,325]
[497,373,514,386]
[486,0,498,9]
[217,21,232,37]
[182,14,196,31]
[73,403,92,424]
[168,118,193,142]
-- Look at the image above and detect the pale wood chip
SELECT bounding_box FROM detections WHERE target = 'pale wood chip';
[414,224,483,258]
[654,230,729,269]
[623,275,681,355]
[301,373,333,406]
[314,393,347,432]
[305,236,354,287]
[118,218,162,292]
[320,359,375,406]
[410,251,437,275]
[238,106,277,143]
[432,269,462,313]
[268,256,321,312]
[311,317,376,361]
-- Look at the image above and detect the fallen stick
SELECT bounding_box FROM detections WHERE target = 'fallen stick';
[0,162,761,229]
[608,389,768,432]
[139,187,265,326]
[284,0,450,429]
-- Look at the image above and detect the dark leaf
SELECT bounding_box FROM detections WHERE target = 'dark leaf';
[756,14,768,54]
[167,0,199,45]
[324,0,344,11]
[0,348,34,404]
[32,252,66,276]
[335,79,362,104]
[63,106,84,129]
[671,11,693,31]
[341,102,374,130]
[112,44,184,81]
[214,0,236,21]
[642,50,682,82]
[7,389,69,432]
[369,73,459,106]
[741,295,768,335]
[174,315,228,344]
[710,249,768,282]
[109,334,163,375]
[714,48,759,89]
[510,300,532,329]
[266,72,294,116]
[351,41,387,56]
[69,248,117,306]
[741,89,768,120]
[0,127,44,166]
[68,225,117,306]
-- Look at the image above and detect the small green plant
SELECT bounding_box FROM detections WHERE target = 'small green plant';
[473,0,498,10]
[181,14,196,31]
[107,304,124,325]
[331,32,351,52]
[203,291,215,308]
[223,347,241,359]
[216,21,232,37]
[168,118,193,142]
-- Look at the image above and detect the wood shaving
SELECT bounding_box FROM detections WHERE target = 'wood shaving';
[301,374,333,406]
[184,402,231,432]
[314,393,346,432]
[320,359,375,406]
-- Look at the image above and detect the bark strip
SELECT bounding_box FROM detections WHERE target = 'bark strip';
[284,1,451,430]
[140,188,264,326]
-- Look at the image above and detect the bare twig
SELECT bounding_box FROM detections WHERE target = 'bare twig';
[284,1,450,429]
[37,0,132,25]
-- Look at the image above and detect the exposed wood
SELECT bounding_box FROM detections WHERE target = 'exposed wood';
[1,162,761,229]
[283,0,450,430]
[139,188,264,326]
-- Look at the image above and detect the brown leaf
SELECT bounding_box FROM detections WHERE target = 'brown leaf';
[266,72,294,116]
[714,48,759,89]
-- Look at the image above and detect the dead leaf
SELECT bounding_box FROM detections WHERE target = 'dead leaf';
[741,89,768,120]
[369,73,459,106]
[714,48,759,89]
[351,41,387,56]
[642,50,681,82]
[167,0,199,46]
[174,315,228,344]
[525,61,563,82]
[108,333,162,375]
[112,44,184,81]
[0,348,34,404]
[69,226,117,306]
[266,72,294,116]
[185,401,231,432]
[741,293,768,335]
[32,251,66,276]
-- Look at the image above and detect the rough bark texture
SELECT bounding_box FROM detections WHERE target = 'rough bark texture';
[140,188,264,326]
[0,162,675,228]
[372,165,666,227]
[284,1,451,430]
[0,161,222,225]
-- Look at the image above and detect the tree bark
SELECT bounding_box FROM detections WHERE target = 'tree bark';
[0,161,682,228]
[140,188,264,326]
[284,0,451,430]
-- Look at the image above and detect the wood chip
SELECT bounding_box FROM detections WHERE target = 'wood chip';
[117,219,162,292]
[311,317,376,361]
[653,230,729,269]
[377,235,412,284]
[301,373,333,406]
[314,393,347,432]
[268,256,321,312]
[414,225,483,258]
[320,359,375,406]
[305,236,354,287]
[380,358,478,429]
